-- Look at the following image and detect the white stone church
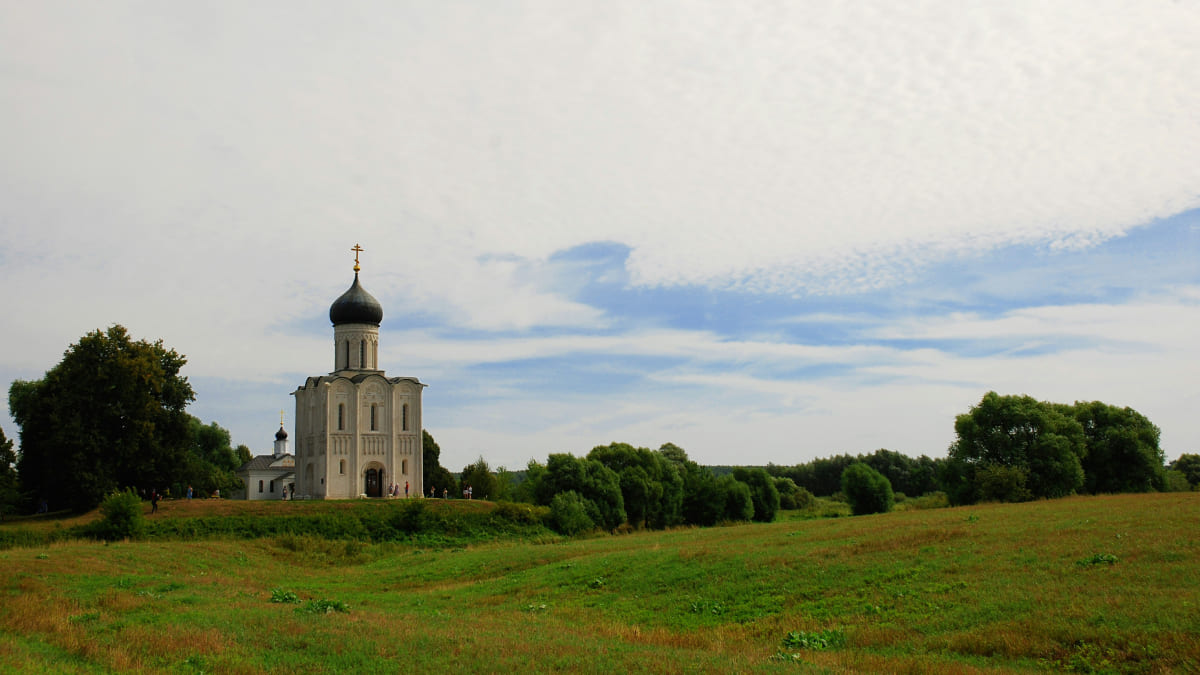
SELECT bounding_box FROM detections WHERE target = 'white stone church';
[241,248,425,499]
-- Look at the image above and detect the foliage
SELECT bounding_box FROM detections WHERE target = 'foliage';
[719,475,754,522]
[529,454,626,530]
[1076,552,1119,567]
[781,628,847,650]
[732,466,780,522]
[1161,470,1191,493]
[948,392,1086,504]
[975,463,1033,503]
[91,489,147,541]
[841,462,894,515]
[422,430,458,498]
[548,490,595,535]
[587,442,683,529]
[1071,401,1164,493]
[769,450,943,498]
[0,425,20,519]
[1170,453,1200,489]
[179,416,243,498]
[773,477,814,510]
[299,598,349,614]
[663,444,727,527]
[270,588,300,604]
[9,325,194,511]
[948,393,1170,504]
[460,455,498,500]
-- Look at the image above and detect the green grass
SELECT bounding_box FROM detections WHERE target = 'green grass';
[1,493,1198,673]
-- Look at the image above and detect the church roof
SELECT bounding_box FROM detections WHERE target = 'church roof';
[237,454,295,473]
[329,273,383,326]
[275,425,288,441]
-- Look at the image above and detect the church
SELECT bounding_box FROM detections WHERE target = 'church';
[287,246,426,499]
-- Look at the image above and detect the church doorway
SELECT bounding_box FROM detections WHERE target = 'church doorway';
[364,466,385,498]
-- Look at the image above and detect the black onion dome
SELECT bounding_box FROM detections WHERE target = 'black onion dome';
[275,425,288,441]
[329,273,383,326]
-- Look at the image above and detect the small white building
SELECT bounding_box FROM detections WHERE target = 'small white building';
[237,425,296,500]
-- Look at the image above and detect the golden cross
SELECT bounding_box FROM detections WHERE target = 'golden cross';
[280,409,285,427]
[351,243,363,272]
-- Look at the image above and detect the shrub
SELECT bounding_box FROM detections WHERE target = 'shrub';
[92,489,146,541]
[781,628,846,650]
[549,491,595,535]
[896,491,949,511]
[841,463,894,516]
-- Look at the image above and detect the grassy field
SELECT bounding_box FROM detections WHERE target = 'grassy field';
[1,493,1197,673]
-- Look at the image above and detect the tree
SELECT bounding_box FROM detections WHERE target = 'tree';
[529,454,626,530]
[1171,454,1200,489]
[179,416,242,498]
[1071,401,1164,493]
[588,442,683,529]
[461,456,499,500]
[235,444,253,466]
[0,425,21,519]
[947,392,1086,504]
[422,430,458,497]
[732,467,780,522]
[661,444,725,526]
[719,475,754,522]
[841,462,894,515]
[9,325,194,512]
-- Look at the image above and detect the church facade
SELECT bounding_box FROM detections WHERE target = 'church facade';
[290,249,425,499]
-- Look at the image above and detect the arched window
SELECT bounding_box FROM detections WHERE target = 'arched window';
[343,340,350,369]
[402,404,409,431]
[258,480,263,493]
[360,340,366,368]
[370,404,377,431]
[402,459,408,475]
[339,459,346,475]
[269,480,275,493]
[337,403,345,430]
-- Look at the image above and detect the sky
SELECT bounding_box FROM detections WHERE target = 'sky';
[1,1,1198,472]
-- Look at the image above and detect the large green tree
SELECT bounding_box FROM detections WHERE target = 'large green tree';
[10,325,194,511]
[1070,401,1163,493]
[947,392,1087,504]
[587,442,683,529]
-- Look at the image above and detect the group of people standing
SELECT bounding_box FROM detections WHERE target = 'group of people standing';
[387,481,410,498]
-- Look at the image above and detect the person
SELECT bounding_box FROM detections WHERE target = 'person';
[150,490,159,514]
[443,487,448,499]
[405,481,409,498]
[186,485,193,500]
[429,485,435,499]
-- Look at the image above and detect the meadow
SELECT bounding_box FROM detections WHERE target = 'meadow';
[1,493,1197,673]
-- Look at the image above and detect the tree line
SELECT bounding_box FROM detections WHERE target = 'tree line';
[4,327,1198,524]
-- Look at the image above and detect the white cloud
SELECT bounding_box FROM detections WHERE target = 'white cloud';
[2,2,1198,466]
